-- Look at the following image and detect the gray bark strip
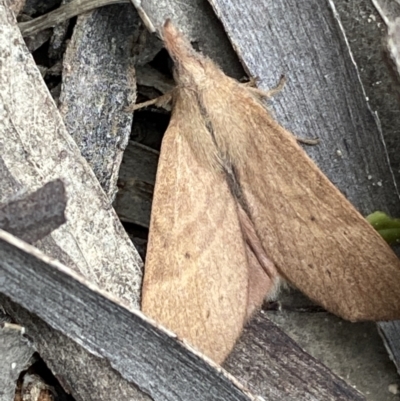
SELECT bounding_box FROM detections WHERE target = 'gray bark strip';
[224,313,366,401]
[0,322,35,401]
[378,321,400,375]
[114,141,158,227]
[59,3,138,199]
[0,296,153,401]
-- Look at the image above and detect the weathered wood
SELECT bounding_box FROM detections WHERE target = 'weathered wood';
[268,309,400,399]
[372,0,400,98]
[379,321,400,375]
[0,323,34,401]
[0,0,142,307]
[114,62,172,225]
[0,297,153,401]
[24,29,52,53]
[0,180,66,244]
[0,229,367,401]
[387,18,400,83]
[334,0,400,196]
[48,0,72,61]
[20,0,61,17]
[59,4,138,199]
[15,372,56,401]
[136,65,174,94]
[114,141,158,227]
[6,0,26,15]
[0,5,143,400]
[373,0,400,25]
[225,313,365,401]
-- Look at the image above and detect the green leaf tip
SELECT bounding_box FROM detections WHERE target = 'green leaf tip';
[367,211,400,245]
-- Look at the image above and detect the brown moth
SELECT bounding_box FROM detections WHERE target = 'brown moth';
[142,20,400,363]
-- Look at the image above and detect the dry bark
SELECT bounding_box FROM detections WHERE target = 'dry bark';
[59,3,138,199]
[0,4,143,400]
[0,323,34,401]
[114,141,158,227]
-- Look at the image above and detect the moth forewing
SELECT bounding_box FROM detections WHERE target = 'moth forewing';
[142,90,275,363]
[229,92,400,321]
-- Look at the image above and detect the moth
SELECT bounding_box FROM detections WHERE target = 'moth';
[141,20,400,363]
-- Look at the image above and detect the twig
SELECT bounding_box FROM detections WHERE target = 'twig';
[19,0,129,36]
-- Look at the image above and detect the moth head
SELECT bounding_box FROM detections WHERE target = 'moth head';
[162,19,214,89]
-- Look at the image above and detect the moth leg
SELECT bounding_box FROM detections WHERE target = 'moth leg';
[241,76,258,88]
[264,74,286,98]
[244,74,286,99]
[125,91,173,112]
[242,77,319,145]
